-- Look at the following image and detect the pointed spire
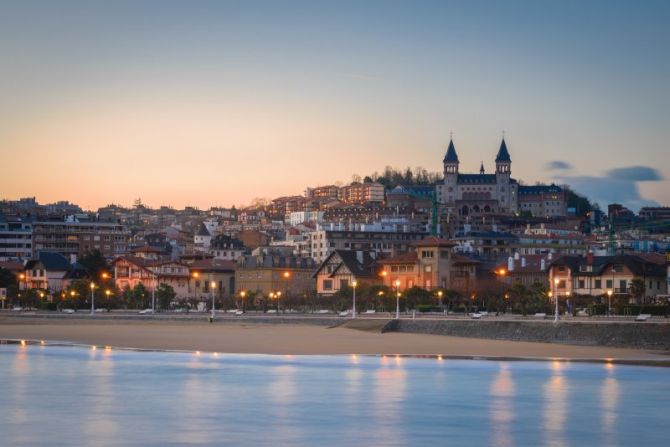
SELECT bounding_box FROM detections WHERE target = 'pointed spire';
[495,138,511,162]
[443,138,459,163]
[480,161,485,174]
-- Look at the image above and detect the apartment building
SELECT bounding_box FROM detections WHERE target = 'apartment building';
[32,218,130,259]
[377,237,455,290]
[0,215,32,261]
[339,182,385,204]
[517,184,568,217]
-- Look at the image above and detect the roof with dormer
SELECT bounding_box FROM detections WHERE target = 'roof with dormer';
[495,138,511,162]
[443,139,459,163]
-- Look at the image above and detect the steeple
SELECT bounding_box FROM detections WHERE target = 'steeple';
[443,139,459,163]
[443,138,459,176]
[495,138,511,163]
[495,137,511,175]
[480,161,485,175]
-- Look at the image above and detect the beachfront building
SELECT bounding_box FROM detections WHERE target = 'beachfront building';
[548,253,668,303]
[377,237,456,291]
[0,215,32,261]
[189,258,236,300]
[312,250,379,296]
[112,256,190,299]
[492,253,551,288]
[21,251,89,293]
[235,254,316,298]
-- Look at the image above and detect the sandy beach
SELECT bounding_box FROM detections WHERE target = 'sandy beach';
[1,317,668,363]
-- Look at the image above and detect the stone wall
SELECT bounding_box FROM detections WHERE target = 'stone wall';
[390,320,670,350]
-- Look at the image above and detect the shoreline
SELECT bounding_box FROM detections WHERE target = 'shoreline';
[1,317,668,365]
[2,338,669,367]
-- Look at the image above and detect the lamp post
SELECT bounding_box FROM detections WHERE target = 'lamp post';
[209,281,216,322]
[282,271,290,314]
[437,290,444,312]
[607,289,613,317]
[239,290,246,312]
[90,282,96,315]
[394,279,401,320]
[105,289,111,310]
[553,277,560,322]
[276,291,282,313]
[351,280,357,319]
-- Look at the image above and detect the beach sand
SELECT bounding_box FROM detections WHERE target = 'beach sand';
[1,317,668,362]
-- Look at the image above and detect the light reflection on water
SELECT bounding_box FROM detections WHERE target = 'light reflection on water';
[0,345,669,447]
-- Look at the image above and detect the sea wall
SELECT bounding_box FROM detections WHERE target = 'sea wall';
[388,319,670,350]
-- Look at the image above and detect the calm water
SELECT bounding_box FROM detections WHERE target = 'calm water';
[0,344,668,446]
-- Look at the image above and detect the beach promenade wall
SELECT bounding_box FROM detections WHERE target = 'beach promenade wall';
[387,320,670,350]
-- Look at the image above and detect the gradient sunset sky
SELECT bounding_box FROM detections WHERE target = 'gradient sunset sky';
[1,0,668,211]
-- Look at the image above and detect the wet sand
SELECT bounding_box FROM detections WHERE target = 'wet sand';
[1,317,668,363]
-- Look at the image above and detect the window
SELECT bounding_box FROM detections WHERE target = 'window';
[578,280,585,289]
[612,265,623,273]
[391,266,399,273]
[440,251,449,259]
[340,279,348,289]
[421,250,433,259]
[323,279,333,290]
[424,265,432,273]
[558,280,566,289]
[595,279,602,289]
[606,279,613,289]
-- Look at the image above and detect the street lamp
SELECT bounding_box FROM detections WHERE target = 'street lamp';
[282,271,291,313]
[90,282,96,315]
[239,290,246,312]
[553,277,560,322]
[276,291,282,313]
[351,280,357,319]
[394,279,401,320]
[209,281,216,322]
[607,289,613,317]
[437,290,444,311]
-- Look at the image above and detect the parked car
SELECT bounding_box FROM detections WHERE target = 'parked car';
[138,308,153,315]
[62,308,75,314]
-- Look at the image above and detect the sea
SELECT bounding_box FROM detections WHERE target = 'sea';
[1,342,668,446]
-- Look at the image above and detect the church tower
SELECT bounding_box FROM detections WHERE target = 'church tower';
[495,138,514,212]
[441,139,459,205]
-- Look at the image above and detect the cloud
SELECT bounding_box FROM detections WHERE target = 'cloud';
[545,160,573,170]
[556,175,657,210]
[605,166,663,181]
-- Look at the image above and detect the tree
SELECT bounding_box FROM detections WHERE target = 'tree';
[79,249,110,278]
[156,283,176,310]
[630,278,646,304]
[508,282,530,315]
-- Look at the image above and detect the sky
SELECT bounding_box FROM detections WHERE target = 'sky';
[1,0,668,211]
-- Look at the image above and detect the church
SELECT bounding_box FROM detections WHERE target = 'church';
[436,138,520,217]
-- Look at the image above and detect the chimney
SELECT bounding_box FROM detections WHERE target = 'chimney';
[514,252,520,260]
[356,251,364,265]
[548,252,553,260]
[70,254,77,264]
[521,257,527,268]
[540,258,546,271]
[507,256,514,272]
[587,251,594,265]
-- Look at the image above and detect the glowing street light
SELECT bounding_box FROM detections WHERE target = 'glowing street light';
[351,280,358,319]
[90,282,96,315]
[607,289,613,317]
[553,277,560,322]
[239,290,247,312]
[394,279,401,320]
[209,281,216,322]
[437,290,444,311]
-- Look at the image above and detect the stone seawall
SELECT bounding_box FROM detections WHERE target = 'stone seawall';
[390,320,670,350]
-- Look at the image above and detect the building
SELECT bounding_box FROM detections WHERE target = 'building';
[289,211,324,226]
[305,185,340,200]
[0,215,32,261]
[517,184,568,217]
[377,237,456,291]
[112,256,190,299]
[235,254,316,297]
[189,258,237,299]
[436,138,519,216]
[313,250,379,296]
[193,223,212,252]
[31,218,130,259]
[22,252,88,293]
[493,253,551,288]
[339,182,385,204]
[308,227,428,263]
[452,229,518,260]
[209,234,245,261]
[548,253,668,302]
